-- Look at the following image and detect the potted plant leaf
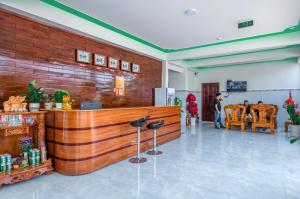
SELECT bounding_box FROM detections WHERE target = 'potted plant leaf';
[283,93,300,143]
[23,80,45,112]
[44,94,54,110]
[54,89,69,109]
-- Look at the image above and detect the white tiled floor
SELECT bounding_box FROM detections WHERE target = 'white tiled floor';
[1,124,300,199]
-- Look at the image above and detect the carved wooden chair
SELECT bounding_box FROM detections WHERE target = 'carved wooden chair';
[250,104,276,134]
[224,104,246,131]
[268,104,278,129]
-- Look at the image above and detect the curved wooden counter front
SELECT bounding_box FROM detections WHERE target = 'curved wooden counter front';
[46,106,181,175]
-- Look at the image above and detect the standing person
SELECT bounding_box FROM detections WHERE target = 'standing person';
[243,100,252,127]
[213,93,225,129]
[244,100,251,115]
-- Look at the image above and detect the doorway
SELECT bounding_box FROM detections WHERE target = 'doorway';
[202,83,219,121]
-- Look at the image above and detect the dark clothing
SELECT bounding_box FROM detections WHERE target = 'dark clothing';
[245,105,251,115]
[214,98,221,112]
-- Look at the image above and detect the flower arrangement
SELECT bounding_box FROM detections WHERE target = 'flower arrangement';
[283,92,300,143]
[186,93,198,118]
[19,136,33,152]
[186,93,196,102]
[187,101,198,117]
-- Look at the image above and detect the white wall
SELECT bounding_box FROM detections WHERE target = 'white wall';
[170,59,300,128]
[188,59,300,92]
[168,70,186,90]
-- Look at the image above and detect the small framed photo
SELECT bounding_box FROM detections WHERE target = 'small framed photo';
[108,57,119,69]
[94,54,107,66]
[132,63,140,73]
[76,49,90,63]
[121,61,130,71]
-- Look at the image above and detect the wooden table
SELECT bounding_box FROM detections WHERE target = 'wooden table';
[46,106,181,175]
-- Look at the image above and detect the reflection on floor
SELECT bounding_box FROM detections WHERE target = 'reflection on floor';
[2,124,300,199]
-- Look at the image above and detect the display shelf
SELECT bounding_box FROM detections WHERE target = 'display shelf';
[0,111,46,115]
[0,111,53,187]
[0,159,53,187]
[0,124,36,137]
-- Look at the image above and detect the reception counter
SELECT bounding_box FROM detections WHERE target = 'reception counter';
[46,106,181,175]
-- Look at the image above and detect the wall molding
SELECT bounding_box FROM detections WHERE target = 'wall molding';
[175,89,300,93]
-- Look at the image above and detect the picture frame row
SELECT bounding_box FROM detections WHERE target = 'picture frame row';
[76,49,140,73]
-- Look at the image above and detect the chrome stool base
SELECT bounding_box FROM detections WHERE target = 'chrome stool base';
[147,150,163,155]
[129,157,147,163]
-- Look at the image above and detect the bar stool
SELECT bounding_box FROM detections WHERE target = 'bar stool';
[129,116,150,163]
[146,120,164,155]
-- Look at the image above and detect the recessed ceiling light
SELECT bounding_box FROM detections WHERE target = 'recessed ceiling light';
[184,8,198,16]
[217,37,223,40]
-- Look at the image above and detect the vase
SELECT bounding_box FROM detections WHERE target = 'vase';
[45,102,53,110]
[29,103,40,112]
[190,117,196,126]
[56,103,62,109]
[290,125,300,137]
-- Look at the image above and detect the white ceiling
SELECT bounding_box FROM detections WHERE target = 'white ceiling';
[58,0,300,50]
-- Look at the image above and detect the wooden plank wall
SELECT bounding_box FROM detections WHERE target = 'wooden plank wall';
[0,9,162,108]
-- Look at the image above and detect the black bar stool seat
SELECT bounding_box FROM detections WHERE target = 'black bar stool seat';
[129,116,150,164]
[130,116,149,127]
[146,120,164,155]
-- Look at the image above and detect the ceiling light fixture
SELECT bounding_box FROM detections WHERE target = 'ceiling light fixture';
[184,8,198,16]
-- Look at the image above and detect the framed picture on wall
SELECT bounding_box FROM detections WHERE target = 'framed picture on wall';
[132,63,140,73]
[94,54,107,66]
[76,49,91,64]
[108,57,119,69]
[121,61,130,71]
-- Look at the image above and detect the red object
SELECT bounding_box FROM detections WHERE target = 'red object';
[186,93,196,102]
[285,90,295,105]
[285,97,294,105]
[187,100,198,117]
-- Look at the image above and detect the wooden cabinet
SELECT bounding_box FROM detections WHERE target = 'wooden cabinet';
[0,111,53,187]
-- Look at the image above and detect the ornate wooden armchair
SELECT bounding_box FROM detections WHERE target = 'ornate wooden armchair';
[224,104,246,131]
[250,104,276,134]
[268,104,278,129]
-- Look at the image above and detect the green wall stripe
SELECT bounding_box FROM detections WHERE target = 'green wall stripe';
[184,44,300,62]
[41,0,300,54]
[194,57,298,70]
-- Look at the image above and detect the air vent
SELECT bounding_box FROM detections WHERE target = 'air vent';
[238,20,254,29]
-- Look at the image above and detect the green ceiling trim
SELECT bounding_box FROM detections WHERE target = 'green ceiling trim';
[194,57,297,70]
[41,0,300,54]
[168,25,300,53]
[184,44,300,62]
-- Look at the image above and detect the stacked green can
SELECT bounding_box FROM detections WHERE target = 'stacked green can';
[29,149,41,166]
[0,154,12,172]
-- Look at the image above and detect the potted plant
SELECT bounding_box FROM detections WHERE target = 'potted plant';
[186,93,198,126]
[23,80,45,112]
[54,89,69,109]
[283,92,300,143]
[44,94,54,110]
